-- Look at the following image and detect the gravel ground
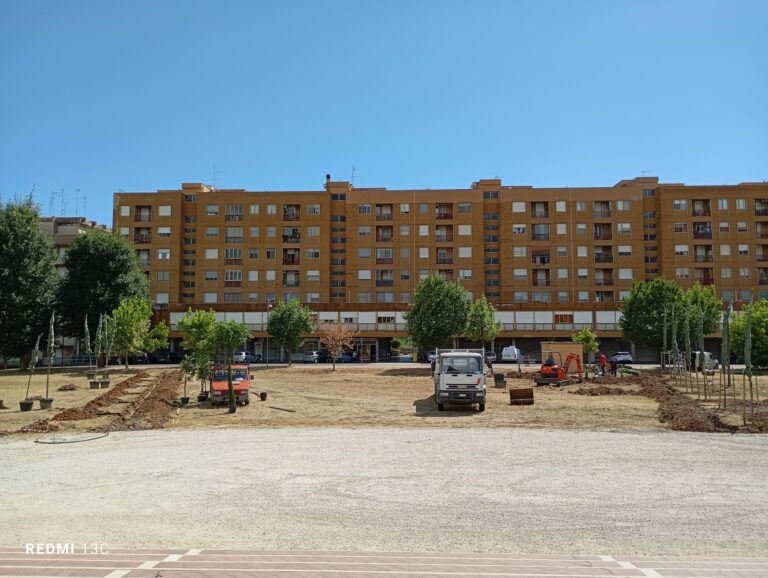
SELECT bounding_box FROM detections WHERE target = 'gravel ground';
[1,427,766,556]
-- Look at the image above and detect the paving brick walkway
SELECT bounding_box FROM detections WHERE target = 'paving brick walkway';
[0,549,766,578]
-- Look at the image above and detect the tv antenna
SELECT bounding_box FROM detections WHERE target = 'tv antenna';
[351,165,357,186]
[640,169,650,176]
[74,188,81,215]
[59,188,66,215]
[213,164,217,189]
[49,190,57,216]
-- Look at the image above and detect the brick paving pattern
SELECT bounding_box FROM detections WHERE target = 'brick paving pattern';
[0,549,766,578]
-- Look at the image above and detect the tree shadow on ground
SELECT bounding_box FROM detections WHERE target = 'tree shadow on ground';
[381,368,432,377]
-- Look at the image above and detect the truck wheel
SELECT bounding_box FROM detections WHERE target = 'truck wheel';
[437,402,445,411]
[478,403,486,412]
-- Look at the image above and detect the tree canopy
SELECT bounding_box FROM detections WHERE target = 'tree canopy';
[266,300,315,366]
[0,198,58,361]
[178,309,217,389]
[731,300,768,368]
[404,274,470,351]
[464,294,502,347]
[572,327,600,360]
[112,297,168,367]
[57,229,148,338]
[318,323,357,370]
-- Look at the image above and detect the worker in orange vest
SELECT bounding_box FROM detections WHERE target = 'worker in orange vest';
[598,352,607,376]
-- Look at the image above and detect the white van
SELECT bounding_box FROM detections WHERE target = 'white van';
[691,351,719,371]
[501,346,522,363]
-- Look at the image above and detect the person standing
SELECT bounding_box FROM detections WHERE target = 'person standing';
[598,352,607,376]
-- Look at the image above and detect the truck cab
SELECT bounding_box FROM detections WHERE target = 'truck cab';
[433,350,486,412]
[210,364,251,406]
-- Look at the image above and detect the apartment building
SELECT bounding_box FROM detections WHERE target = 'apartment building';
[113,175,768,361]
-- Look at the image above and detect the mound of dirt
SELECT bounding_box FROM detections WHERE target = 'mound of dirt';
[57,384,77,391]
[638,380,729,432]
[106,370,182,431]
[19,419,62,433]
[53,373,150,421]
[571,386,635,396]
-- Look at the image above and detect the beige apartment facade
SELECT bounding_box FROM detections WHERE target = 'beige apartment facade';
[113,175,768,361]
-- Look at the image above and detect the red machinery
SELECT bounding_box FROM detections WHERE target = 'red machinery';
[535,352,583,386]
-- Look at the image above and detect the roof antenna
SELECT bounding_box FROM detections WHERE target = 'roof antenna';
[49,190,56,216]
[641,169,650,176]
[213,163,217,189]
[350,165,357,186]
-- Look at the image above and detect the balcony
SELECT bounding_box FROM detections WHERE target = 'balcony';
[694,252,713,263]
[224,259,243,266]
[435,204,453,220]
[134,215,151,223]
[532,279,550,287]
[376,235,393,243]
[758,254,768,262]
[594,225,612,241]
[283,204,300,221]
[593,202,612,218]
[138,259,150,267]
[133,234,151,244]
[376,279,394,287]
[696,276,715,286]
[756,226,768,239]
[594,254,613,264]
[595,278,614,287]
[224,281,242,288]
[282,234,301,243]
[531,203,549,219]
[436,258,454,265]
[435,234,453,243]
[376,257,393,264]
[375,211,393,221]
[692,200,711,217]
[693,227,712,240]
[225,236,243,243]
[531,255,551,266]
[282,281,300,287]
[760,269,768,285]
[282,258,300,266]
[595,292,615,303]
[755,199,768,216]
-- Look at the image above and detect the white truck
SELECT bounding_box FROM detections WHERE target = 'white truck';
[432,349,487,412]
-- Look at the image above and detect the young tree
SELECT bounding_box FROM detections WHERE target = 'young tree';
[209,320,252,409]
[404,274,470,353]
[57,229,148,339]
[0,198,58,363]
[178,309,217,393]
[318,323,357,370]
[464,295,502,352]
[266,300,315,366]
[571,326,599,362]
[112,297,169,368]
[731,300,768,368]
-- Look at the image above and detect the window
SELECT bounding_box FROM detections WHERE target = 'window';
[224,270,242,282]
[513,247,526,257]
[577,269,588,280]
[458,224,471,236]
[204,292,217,303]
[576,223,586,234]
[358,226,371,237]
[307,270,320,281]
[155,227,170,238]
[740,290,753,302]
[399,225,410,237]
[248,248,259,259]
[307,248,320,259]
[459,269,472,280]
[158,205,171,217]
[720,245,731,256]
[206,205,219,216]
[266,248,276,259]
[458,202,471,213]
[307,204,320,215]
[618,245,632,256]
[358,270,371,280]
[739,244,749,255]
[514,291,528,303]
[400,292,411,303]
[458,247,472,258]
[376,292,394,303]
[718,199,729,210]
[578,291,589,302]
[674,223,688,233]
[618,223,631,234]
[722,290,734,302]
[576,201,586,212]
[619,268,633,280]
[643,189,656,197]
[204,271,218,281]
[740,267,750,278]
[206,226,219,237]
[673,200,687,211]
[357,292,370,303]
[248,271,259,282]
[156,271,170,281]
[307,226,320,237]
[223,293,242,304]
[420,203,428,213]
[556,223,567,235]
[557,268,568,279]
[419,270,429,280]
[643,211,656,218]
[513,269,527,280]
[736,199,746,210]
[119,227,129,236]
[157,249,170,260]
[419,247,429,258]
[120,206,130,217]
[249,204,259,214]
[358,204,371,215]
[556,201,566,212]
[484,213,499,221]
[737,222,748,232]
[400,269,411,280]
[512,202,525,213]
[263,226,274,238]
[674,245,689,256]
[419,225,429,236]
[512,224,526,235]
[532,292,550,303]
[400,247,410,258]
[358,247,371,258]
[617,200,630,211]
[720,267,732,279]
[265,270,276,281]
[720,222,730,233]
[577,246,587,257]
[305,293,320,303]
[266,204,276,215]
[557,246,567,257]
[400,203,410,214]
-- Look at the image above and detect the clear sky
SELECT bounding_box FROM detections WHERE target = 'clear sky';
[1,0,766,226]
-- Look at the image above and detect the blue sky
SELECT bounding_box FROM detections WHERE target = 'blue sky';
[1,0,766,226]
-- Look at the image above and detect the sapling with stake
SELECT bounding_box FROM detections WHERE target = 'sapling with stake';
[25,334,42,401]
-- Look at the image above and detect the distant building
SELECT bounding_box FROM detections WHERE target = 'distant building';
[41,217,111,278]
[113,175,768,362]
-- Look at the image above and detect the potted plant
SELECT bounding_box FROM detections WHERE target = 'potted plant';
[39,311,56,410]
[20,335,41,412]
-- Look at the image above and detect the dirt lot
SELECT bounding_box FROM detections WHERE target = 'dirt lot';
[1,364,766,433]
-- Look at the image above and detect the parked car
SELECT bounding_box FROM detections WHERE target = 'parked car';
[486,351,497,363]
[691,351,719,371]
[303,351,320,363]
[234,351,261,364]
[610,351,633,364]
[333,352,354,363]
[501,346,523,363]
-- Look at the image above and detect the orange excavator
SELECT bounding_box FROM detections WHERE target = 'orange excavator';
[535,351,583,386]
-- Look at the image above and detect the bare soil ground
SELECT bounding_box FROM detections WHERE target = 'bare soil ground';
[1,364,766,434]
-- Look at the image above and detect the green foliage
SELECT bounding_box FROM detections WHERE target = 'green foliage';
[389,336,413,355]
[571,326,600,357]
[464,295,501,346]
[266,301,315,365]
[210,320,252,405]
[112,297,168,367]
[57,229,148,338]
[620,279,721,350]
[404,274,470,351]
[178,309,217,388]
[731,300,768,368]
[0,198,58,360]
